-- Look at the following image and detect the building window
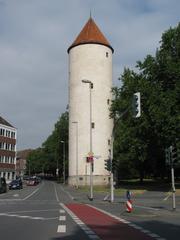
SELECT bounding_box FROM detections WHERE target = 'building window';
[107,99,110,105]
[108,139,111,145]
[0,128,5,136]
[0,142,5,150]
[106,52,109,57]
[11,131,15,139]
[91,122,95,128]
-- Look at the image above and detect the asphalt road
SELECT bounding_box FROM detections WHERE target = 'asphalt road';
[0,181,179,240]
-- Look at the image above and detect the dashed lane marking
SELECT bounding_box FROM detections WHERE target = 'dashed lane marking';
[57,225,66,233]
[60,203,101,240]
[87,204,167,240]
[59,209,65,213]
[59,215,66,221]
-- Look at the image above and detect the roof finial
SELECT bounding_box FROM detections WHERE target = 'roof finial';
[90,9,92,19]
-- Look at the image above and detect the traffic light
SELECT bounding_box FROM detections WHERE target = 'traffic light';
[132,92,141,118]
[112,159,118,173]
[165,148,171,165]
[104,159,111,171]
[171,145,177,163]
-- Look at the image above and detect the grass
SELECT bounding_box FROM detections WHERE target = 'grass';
[75,178,180,196]
[76,184,146,196]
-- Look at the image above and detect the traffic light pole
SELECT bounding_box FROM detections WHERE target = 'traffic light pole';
[110,134,114,203]
[109,92,141,203]
[171,166,176,210]
[170,146,176,210]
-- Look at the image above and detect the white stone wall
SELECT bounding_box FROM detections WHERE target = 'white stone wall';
[68,44,113,185]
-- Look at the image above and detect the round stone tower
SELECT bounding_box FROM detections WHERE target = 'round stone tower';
[68,17,114,186]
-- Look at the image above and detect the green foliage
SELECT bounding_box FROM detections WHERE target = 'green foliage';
[111,23,180,183]
[27,111,69,177]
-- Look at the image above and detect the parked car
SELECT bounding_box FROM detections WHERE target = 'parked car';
[26,177,39,186]
[0,177,7,193]
[9,179,23,190]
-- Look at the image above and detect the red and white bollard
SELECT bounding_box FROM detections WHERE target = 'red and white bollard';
[126,199,133,212]
[126,190,133,213]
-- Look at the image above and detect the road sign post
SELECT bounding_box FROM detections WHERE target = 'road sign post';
[170,146,176,210]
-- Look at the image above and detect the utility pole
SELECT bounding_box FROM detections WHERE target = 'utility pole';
[170,145,176,210]
[72,121,79,188]
[166,145,176,210]
[61,141,66,184]
[82,79,93,201]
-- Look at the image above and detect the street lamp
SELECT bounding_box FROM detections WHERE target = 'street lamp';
[72,121,79,188]
[82,79,93,200]
[61,140,65,184]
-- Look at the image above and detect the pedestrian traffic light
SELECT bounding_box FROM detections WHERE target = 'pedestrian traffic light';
[104,159,111,171]
[132,92,141,118]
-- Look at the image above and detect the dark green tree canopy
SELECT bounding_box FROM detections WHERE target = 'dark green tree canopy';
[111,23,180,182]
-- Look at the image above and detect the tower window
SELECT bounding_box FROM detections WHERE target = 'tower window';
[91,122,95,128]
[107,99,110,105]
[108,139,111,145]
[106,52,109,57]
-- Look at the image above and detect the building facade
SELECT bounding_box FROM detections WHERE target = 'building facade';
[0,116,17,181]
[16,149,32,177]
[68,17,114,186]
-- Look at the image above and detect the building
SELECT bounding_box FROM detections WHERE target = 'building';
[16,149,32,177]
[68,17,114,186]
[0,116,17,181]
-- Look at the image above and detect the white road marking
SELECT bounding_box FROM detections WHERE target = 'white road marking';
[59,185,74,200]
[60,203,101,239]
[13,194,19,197]
[0,212,58,221]
[59,215,66,221]
[22,188,40,200]
[163,192,171,201]
[59,209,65,213]
[87,204,167,240]
[4,208,59,214]
[57,225,66,233]
[53,182,60,202]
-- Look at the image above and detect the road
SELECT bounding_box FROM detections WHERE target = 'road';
[0,180,179,240]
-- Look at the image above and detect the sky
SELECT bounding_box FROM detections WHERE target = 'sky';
[0,0,179,150]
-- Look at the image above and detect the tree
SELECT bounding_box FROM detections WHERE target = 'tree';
[27,111,69,178]
[111,23,180,183]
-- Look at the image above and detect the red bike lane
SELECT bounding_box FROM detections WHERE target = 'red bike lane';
[66,203,156,240]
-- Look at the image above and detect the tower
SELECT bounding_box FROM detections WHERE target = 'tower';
[68,17,114,186]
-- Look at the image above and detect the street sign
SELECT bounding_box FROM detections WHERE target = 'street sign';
[87,156,93,163]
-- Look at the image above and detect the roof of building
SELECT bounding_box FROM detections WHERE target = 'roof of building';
[68,17,114,53]
[0,116,14,128]
[17,149,33,159]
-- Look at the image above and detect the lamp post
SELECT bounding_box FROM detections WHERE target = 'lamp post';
[82,79,93,200]
[61,141,65,184]
[72,121,79,188]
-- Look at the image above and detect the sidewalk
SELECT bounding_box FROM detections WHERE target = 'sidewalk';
[60,184,180,218]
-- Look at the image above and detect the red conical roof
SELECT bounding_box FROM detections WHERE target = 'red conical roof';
[68,17,114,53]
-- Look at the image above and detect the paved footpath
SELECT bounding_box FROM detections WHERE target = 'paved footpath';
[66,203,158,240]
